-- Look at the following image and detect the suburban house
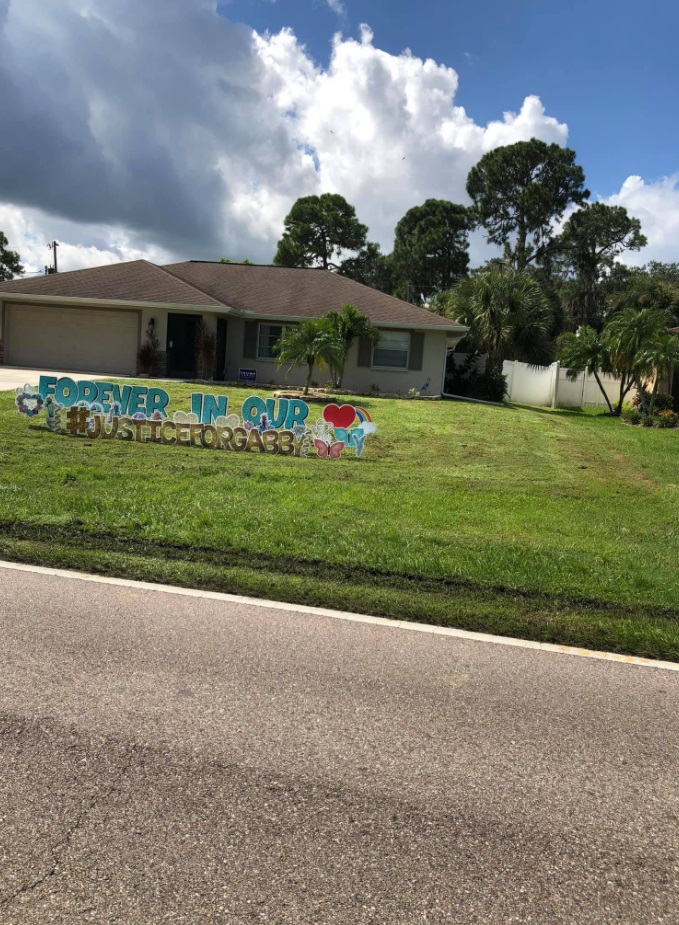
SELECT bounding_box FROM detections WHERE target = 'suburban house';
[0,260,467,395]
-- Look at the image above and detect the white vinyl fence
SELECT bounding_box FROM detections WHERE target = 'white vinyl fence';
[447,353,632,408]
[503,360,629,409]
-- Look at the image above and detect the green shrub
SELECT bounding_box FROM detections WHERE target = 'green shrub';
[654,393,675,412]
[632,391,674,413]
[641,414,655,427]
[137,324,162,376]
[656,410,678,428]
[472,367,508,402]
[194,320,216,380]
[445,356,507,403]
[621,406,642,425]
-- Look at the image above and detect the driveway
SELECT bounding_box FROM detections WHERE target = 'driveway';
[0,367,107,391]
[1,561,678,924]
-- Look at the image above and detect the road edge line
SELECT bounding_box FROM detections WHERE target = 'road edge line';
[1,558,678,672]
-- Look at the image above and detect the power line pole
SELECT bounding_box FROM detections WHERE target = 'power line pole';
[47,240,59,274]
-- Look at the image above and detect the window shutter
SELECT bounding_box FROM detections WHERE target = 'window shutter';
[357,336,373,367]
[408,332,424,371]
[243,321,258,359]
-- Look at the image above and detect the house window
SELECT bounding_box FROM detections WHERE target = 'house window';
[257,323,284,360]
[372,331,410,369]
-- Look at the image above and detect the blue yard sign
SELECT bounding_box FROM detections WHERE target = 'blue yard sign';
[16,376,377,460]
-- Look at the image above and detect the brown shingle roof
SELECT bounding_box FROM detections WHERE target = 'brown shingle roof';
[0,260,223,307]
[0,259,464,330]
[163,262,462,329]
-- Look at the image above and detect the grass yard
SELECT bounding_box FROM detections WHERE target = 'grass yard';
[1,383,678,660]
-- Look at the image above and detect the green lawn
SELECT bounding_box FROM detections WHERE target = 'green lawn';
[1,384,678,660]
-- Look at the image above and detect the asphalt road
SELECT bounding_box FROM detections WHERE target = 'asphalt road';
[1,566,678,924]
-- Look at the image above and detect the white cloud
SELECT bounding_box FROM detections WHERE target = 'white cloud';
[0,204,173,275]
[0,1,671,275]
[246,28,569,255]
[603,175,679,266]
[325,0,346,15]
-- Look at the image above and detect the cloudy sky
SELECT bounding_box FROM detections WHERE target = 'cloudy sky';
[0,0,677,275]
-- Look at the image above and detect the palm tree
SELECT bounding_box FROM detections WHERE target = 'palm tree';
[558,326,615,413]
[324,303,379,387]
[447,266,553,376]
[603,309,669,414]
[636,330,679,415]
[275,319,343,395]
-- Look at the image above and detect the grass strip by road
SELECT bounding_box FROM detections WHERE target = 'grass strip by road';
[1,384,678,660]
[2,528,679,661]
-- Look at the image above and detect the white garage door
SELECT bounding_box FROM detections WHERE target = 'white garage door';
[5,303,139,375]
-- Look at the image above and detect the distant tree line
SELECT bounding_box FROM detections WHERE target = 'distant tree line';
[2,137,677,413]
[272,138,679,405]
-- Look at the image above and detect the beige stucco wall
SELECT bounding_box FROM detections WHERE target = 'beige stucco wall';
[224,317,449,394]
[222,316,305,388]
[0,298,450,394]
[341,330,448,394]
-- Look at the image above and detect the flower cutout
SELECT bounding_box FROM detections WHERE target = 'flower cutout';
[15,386,45,418]
[308,418,333,442]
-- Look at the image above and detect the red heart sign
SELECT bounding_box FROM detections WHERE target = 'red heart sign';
[322,403,357,430]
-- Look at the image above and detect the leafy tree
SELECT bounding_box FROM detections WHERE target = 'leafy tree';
[391,199,470,304]
[558,203,646,325]
[274,194,368,270]
[636,331,679,415]
[522,258,570,341]
[0,231,23,281]
[603,265,679,325]
[427,290,456,317]
[466,139,589,270]
[338,242,394,294]
[324,303,379,387]
[275,319,343,395]
[446,266,553,375]
[560,203,645,266]
[558,326,614,413]
[219,258,252,264]
[647,261,679,286]
[603,308,670,414]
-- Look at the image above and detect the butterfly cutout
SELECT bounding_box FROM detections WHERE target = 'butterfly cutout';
[314,439,345,459]
[335,427,367,457]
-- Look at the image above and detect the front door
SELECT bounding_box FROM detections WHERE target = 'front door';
[166,313,201,378]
